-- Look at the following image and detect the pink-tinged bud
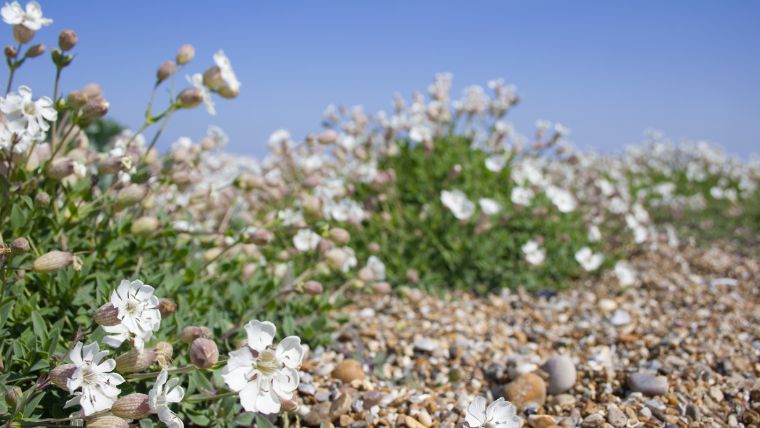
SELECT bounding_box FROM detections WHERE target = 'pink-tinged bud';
[368,242,381,253]
[4,45,17,58]
[47,158,74,179]
[176,88,202,109]
[11,237,30,253]
[87,416,129,428]
[176,44,195,65]
[406,269,420,284]
[111,393,151,419]
[317,239,334,254]
[158,298,176,317]
[217,84,239,99]
[33,251,74,273]
[13,25,34,44]
[156,60,176,83]
[248,229,273,246]
[302,280,323,296]
[58,29,77,51]
[98,156,130,174]
[131,216,159,236]
[4,386,22,407]
[325,248,348,271]
[200,137,215,151]
[114,349,157,373]
[24,43,45,58]
[82,97,109,120]
[242,263,257,280]
[328,228,350,245]
[49,364,77,390]
[318,129,338,145]
[358,267,374,282]
[372,281,392,295]
[180,326,212,344]
[303,174,321,188]
[190,338,219,369]
[115,184,147,211]
[34,191,50,206]
[154,341,173,368]
[202,66,224,90]
[93,303,120,326]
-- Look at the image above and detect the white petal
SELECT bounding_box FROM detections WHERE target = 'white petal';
[158,405,184,428]
[244,320,275,353]
[275,336,304,369]
[465,396,487,427]
[238,379,260,412]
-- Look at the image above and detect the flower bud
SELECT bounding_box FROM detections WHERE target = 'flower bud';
[176,44,195,65]
[303,174,321,188]
[190,338,219,369]
[247,229,273,246]
[34,191,50,206]
[180,326,212,343]
[98,156,131,174]
[217,84,239,99]
[87,416,129,428]
[325,248,348,271]
[372,281,392,295]
[111,393,151,419]
[11,237,30,253]
[368,242,381,253]
[24,43,45,58]
[406,269,420,284]
[49,364,77,390]
[318,129,338,145]
[242,263,257,280]
[13,25,34,44]
[176,88,202,109]
[58,29,77,51]
[317,239,334,254]
[328,228,350,245]
[154,341,173,368]
[358,267,374,282]
[158,298,176,317]
[33,251,74,273]
[81,97,109,120]
[131,216,159,236]
[115,348,157,373]
[202,66,224,90]
[4,45,17,58]
[47,158,74,179]
[94,303,120,326]
[115,184,147,211]
[5,385,22,407]
[156,60,176,83]
[302,280,323,296]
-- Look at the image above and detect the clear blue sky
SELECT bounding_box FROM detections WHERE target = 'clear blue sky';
[7,1,760,156]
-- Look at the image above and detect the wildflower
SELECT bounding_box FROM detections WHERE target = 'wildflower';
[366,255,386,281]
[575,247,603,271]
[149,369,185,428]
[545,186,576,213]
[510,186,534,206]
[64,342,124,416]
[221,320,304,414]
[522,240,545,266]
[588,225,601,242]
[325,246,357,272]
[441,189,475,220]
[0,85,56,138]
[186,74,215,115]
[293,229,321,252]
[485,154,507,172]
[465,396,522,428]
[101,279,161,351]
[58,29,77,51]
[614,260,636,286]
[1,1,52,31]
[213,50,240,93]
[478,198,501,216]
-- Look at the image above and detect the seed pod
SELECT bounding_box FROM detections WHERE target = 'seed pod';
[176,44,195,65]
[114,349,157,373]
[156,60,176,83]
[328,228,350,245]
[302,280,323,296]
[131,216,159,236]
[58,29,77,51]
[111,393,151,419]
[87,416,129,428]
[49,364,77,390]
[93,303,120,326]
[176,88,202,109]
[114,184,147,211]
[11,237,30,254]
[24,43,45,58]
[4,385,22,407]
[190,338,219,369]
[158,298,176,317]
[180,326,212,344]
[33,251,74,273]
[13,25,34,44]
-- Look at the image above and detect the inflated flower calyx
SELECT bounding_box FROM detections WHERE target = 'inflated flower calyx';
[46,158,75,179]
[81,96,109,120]
[131,216,160,235]
[49,364,77,389]
[23,43,44,58]
[13,24,34,44]
[114,348,157,373]
[190,338,219,369]
[302,280,323,296]
[328,227,351,244]
[11,237,30,253]
[58,29,77,51]
[176,88,203,109]
[4,386,22,407]
[180,325,212,343]
[158,298,177,317]
[4,45,17,58]
[86,416,129,428]
[176,44,195,65]
[111,393,151,419]
[156,60,176,83]
[114,184,147,211]
[93,303,120,326]
[32,251,73,273]
[154,341,173,368]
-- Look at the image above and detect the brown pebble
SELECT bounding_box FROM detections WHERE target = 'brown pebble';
[504,373,547,410]
[332,359,365,383]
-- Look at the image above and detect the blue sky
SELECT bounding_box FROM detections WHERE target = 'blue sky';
[7,1,760,156]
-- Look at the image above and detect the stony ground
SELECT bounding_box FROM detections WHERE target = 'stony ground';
[294,239,760,427]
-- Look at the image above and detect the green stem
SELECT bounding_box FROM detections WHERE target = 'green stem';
[185,390,238,403]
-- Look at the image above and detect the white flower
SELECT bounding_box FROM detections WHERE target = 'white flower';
[588,225,601,242]
[366,255,386,280]
[149,369,185,428]
[614,261,636,287]
[465,396,522,428]
[409,124,432,143]
[1,1,51,31]
[0,86,57,138]
[293,229,321,252]
[478,198,501,215]
[441,189,475,220]
[510,187,534,206]
[575,247,603,271]
[485,154,508,173]
[329,198,365,223]
[213,50,240,92]
[221,320,304,415]
[64,342,124,416]
[521,240,545,266]
[102,279,161,351]
[545,186,576,213]
[187,74,215,115]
